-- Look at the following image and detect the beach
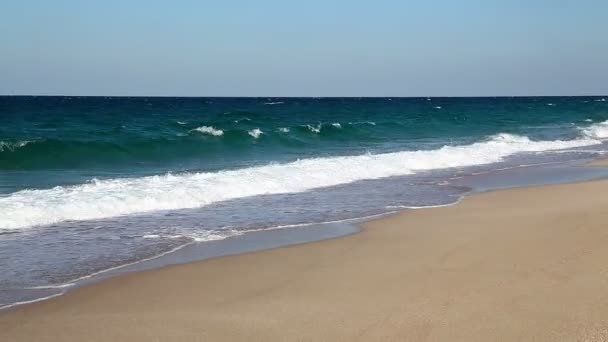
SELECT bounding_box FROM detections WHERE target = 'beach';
[3,96,608,309]
[3,0,608,340]
[3,173,608,341]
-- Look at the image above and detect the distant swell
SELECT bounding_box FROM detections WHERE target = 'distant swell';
[0,140,36,152]
[0,138,195,170]
[0,132,602,230]
[2,119,607,170]
[0,122,382,170]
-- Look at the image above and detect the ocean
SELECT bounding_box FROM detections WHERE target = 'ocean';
[1,96,608,308]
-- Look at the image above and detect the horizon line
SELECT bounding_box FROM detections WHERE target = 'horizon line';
[1,94,607,98]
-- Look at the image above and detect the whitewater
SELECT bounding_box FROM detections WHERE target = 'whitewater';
[2,122,607,231]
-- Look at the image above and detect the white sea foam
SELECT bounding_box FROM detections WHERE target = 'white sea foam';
[305,124,322,133]
[190,230,240,242]
[0,140,34,152]
[264,101,284,105]
[248,128,263,138]
[0,292,65,310]
[23,283,76,290]
[191,126,224,136]
[278,127,290,133]
[582,120,608,139]
[0,132,602,230]
[331,123,342,128]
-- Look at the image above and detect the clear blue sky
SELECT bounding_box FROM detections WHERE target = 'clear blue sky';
[1,0,607,96]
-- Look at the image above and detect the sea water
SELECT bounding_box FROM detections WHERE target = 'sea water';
[1,96,608,307]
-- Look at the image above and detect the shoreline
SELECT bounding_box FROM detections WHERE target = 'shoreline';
[0,219,363,311]
[1,158,608,312]
[585,158,608,167]
[3,171,608,339]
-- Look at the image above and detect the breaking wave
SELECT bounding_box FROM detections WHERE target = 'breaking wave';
[191,126,224,136]
[582,120,608,139]
[0,132,601,230]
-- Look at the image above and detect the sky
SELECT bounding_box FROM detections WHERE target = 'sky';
[1,0,607,96]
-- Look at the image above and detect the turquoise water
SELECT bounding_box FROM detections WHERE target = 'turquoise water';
[2,97,607,183]
[1,96,608,307]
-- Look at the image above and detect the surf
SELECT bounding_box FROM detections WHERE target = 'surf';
[0,131,602,230]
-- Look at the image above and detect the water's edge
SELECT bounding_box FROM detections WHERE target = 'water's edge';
[2,158,608,312]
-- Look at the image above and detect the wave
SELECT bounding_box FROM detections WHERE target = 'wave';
[0,132,602,230]
[582,120,608,139]
[248,128,263,138]
[0,123,366,170]
[300,122,347,134]
[304,124,321,133]
[349,121,376,126]
[0,140,36,152]
[233,118,251,123]
[142,230,235,242]
[191,126,224,136]
[0,137,210,170]
[3,120,607,171]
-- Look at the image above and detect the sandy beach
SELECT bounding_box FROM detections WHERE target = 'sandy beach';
[3,0,608,340]
[3,176,608,341]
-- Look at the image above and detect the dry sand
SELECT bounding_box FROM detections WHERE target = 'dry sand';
[3,180,608,341]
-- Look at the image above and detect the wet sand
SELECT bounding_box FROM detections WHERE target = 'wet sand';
[3,179,608,341]
[586,158,608,167]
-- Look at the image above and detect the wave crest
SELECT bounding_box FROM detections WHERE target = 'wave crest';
[248,128,263,138]
[0,140,35,152]
[191,126,224,136]
[582,120,608,139]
